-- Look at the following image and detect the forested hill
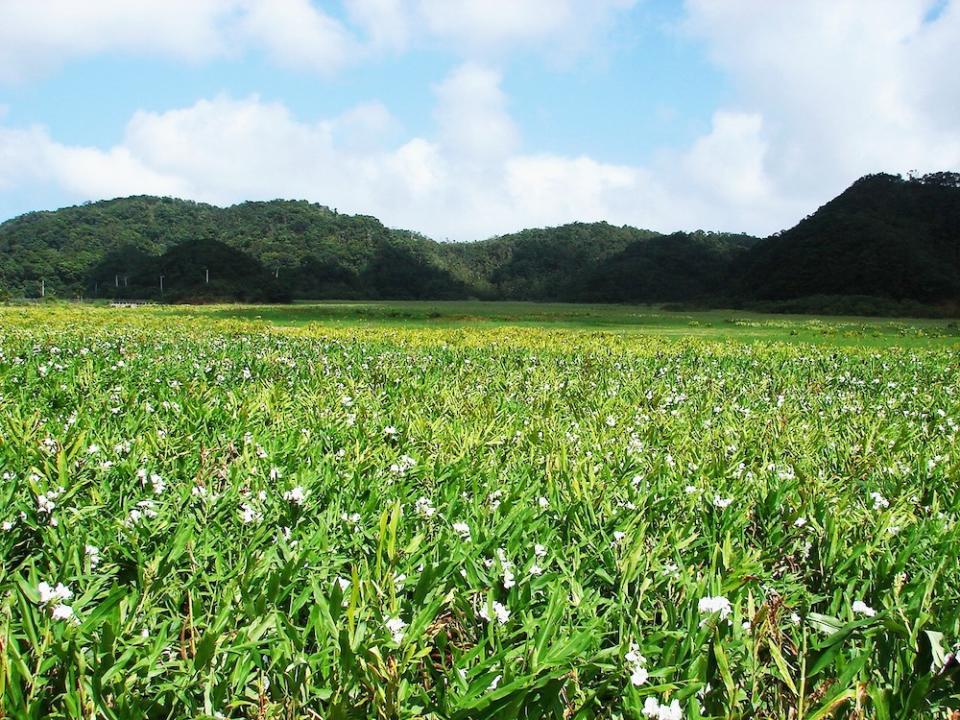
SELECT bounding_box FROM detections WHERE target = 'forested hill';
[0,195,752,303]
[738,172,960,305]
[0,197,467,301]
[0,171,958,313]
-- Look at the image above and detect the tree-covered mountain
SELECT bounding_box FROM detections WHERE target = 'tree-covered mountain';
[90,238,290,303]
[0,171,958,313]
[0,196,467,300]
[737,172,960,306]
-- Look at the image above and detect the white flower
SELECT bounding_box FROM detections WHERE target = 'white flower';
[642,697,682,720]
[239,503,262,524]
[37,493,56,514]
[713,495,733,509]
[1,521,13,531]
[698,595,732,622]
[537,496,549,509]
[385,616,406,643]
[149,473,166,494]
[625,642,648,686]
[38,581,73,604]
[415,497,436,518]
[127,499,158,525]
[529,564,543,576]
[383,426,398,437]
[631,666,649,686]
[336,577,351,592]
[452,522,472,541]
[794,517,807,527]
[269,467,282,481]
[534,543,547,558]
[51,604,76,622]
[390,455,417,476]
[85,545,101,567]
[479,600,511,625]
[282,486,307,505]
[852,600,876,617]
[870,492,890,510]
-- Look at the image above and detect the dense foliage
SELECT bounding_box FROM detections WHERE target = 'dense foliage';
[89,239,290,303]
[740,173,960,306]
[1,306,959,718]
[0,172,958,311]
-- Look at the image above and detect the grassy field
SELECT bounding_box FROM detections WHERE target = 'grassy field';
[153,300,960,349]
[1,302,959,718]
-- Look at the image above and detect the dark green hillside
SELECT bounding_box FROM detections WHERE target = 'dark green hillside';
[739,172,960,304]
[90,239,289,303]
[1,171,958,313]
[438,222,663,300]
[572,231,756,303]
[0,196,218,297]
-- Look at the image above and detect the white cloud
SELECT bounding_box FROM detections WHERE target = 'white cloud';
[0,65,786,239]
[415,0,636,56]
[0,0,639,83]
[344,0,412,51]
[0,0,241,83]
[237,0,358,74]
[682,0,960,206]
[0,0,359,83]
[0,124,186,197]
[434,64,519,162]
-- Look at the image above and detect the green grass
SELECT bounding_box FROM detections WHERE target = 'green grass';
[1,303,959,718]
[159,300,960,349]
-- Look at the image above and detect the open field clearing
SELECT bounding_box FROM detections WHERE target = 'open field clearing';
[1,304,959,718]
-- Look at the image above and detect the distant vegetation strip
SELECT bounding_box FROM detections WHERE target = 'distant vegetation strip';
[0,172,958,315]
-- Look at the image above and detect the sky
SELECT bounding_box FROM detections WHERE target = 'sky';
[0,0,958,241]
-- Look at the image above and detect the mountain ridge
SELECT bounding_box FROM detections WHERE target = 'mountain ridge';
[1,171,958,314]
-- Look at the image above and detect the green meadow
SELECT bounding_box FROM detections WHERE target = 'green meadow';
[1,302,958,718]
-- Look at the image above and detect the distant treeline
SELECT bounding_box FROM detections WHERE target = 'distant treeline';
[1,172,958,315]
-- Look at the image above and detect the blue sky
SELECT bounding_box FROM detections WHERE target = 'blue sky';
[0,0,957,240]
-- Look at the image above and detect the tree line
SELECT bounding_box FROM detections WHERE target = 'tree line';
[1,172,958,315]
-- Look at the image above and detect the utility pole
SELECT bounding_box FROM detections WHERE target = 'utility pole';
[204,267,209,284]
[159,274,165,295]
[41,278,45,298]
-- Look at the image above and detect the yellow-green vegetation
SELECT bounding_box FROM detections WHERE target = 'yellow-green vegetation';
[1,304,959,719]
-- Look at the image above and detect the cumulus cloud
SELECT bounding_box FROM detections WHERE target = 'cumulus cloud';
[0,0,638,83]
[0,64,789,240]
[434,64,519,163]
[414,0,637,57]
[0,0,362,83]
[0,0,241,83]
[237,0,359,74]
[682,0,960,204]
